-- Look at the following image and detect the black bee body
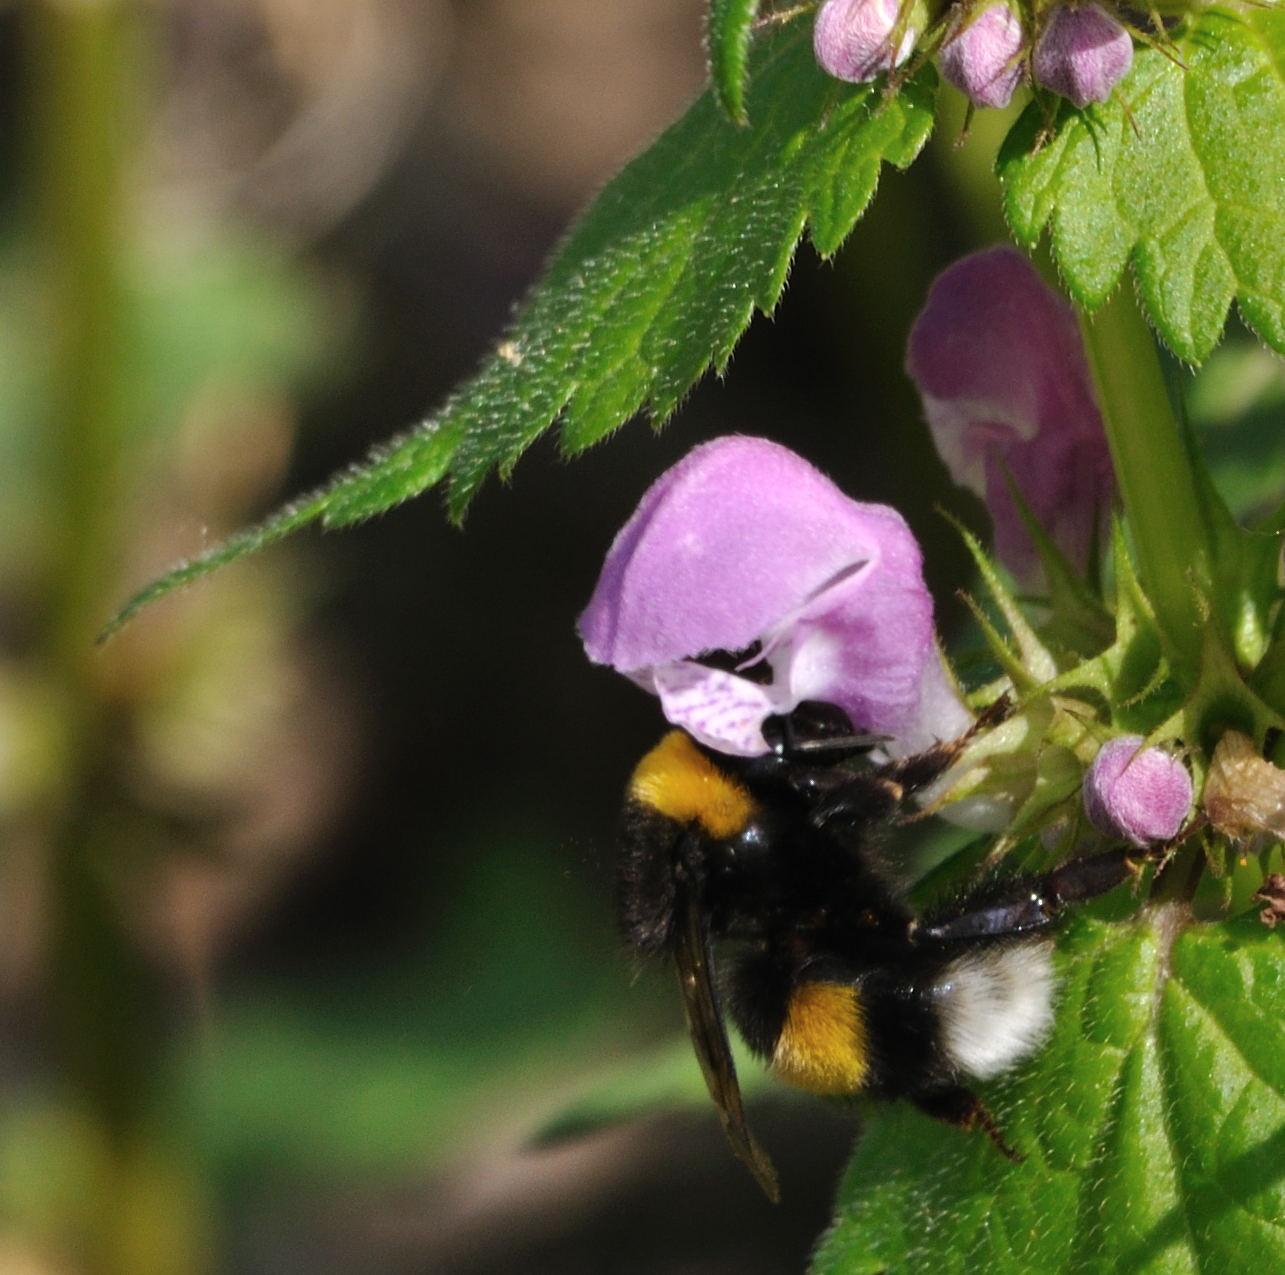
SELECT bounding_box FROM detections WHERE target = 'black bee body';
[618,713,1134,1200]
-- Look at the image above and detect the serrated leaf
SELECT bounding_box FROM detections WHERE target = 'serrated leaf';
[999,5,1285,363]
[102,26,936,638]
[708,0,761,124]
[949,514,1059,687]
[811,910,1285,1275]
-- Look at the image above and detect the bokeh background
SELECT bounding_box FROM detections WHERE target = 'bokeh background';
[3,2,1283,1272]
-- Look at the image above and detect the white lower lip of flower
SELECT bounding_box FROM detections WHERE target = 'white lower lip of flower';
[648,661,787,757]
[923,398,1043,484]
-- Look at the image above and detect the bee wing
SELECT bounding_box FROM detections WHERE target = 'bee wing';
[674,883,780,1203]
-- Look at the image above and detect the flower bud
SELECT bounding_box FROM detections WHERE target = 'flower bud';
[1202,730,1285,840]
[1082,736,1192,847]
[814,0,920,84]
[1032,3,1133,108]
[905,247,1112,587]
[938,4,1026,109]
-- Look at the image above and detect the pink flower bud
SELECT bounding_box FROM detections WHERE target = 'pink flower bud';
[814,0,919,84]
[938,4,1026,109]
[1033,3,1133,108]
[1083,736,1192,847]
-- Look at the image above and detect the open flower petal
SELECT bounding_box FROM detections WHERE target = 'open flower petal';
[906,246,1114,586]
[579,436,965,756]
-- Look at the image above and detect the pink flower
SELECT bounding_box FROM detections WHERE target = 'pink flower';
[905,246,1114,587]
[578,437,970,757]
[1083,735,1192,846]
[814,0,919,84]
[938,4,1026,109]
[1033,3,1133,108]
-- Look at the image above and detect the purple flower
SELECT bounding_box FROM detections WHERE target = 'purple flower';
[578,436,970,757]
[1033,3,1133,108]
[905,246,1114,587]
[814,0,919,84]
[1083,735,1192,847]
[938,4,1026,109]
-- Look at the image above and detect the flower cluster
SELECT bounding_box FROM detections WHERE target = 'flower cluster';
[579,433,1193,841]
[814,0,1135,110]
[580,246,1204,853]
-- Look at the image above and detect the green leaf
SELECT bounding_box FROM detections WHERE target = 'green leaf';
[102,25,936,638]
[812,910,1285,1274]
[999,5,1285,363]
[708,0,761,124]
[949,514,1059,689]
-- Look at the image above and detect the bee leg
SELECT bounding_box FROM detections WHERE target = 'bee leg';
[794,737,982,829]
[765,694,1012,792]
[805,770,905,829]
[803,748,970,833]
[1046,845,1148,905]
[878,693,1014,796]
[914,1086,1024,1163]
[751,696,1017,834]
[761,700,885,760]
[919,846,1143,943]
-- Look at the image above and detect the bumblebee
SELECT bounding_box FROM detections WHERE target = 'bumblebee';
[618,703,1137,1201]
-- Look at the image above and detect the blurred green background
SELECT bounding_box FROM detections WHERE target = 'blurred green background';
[3,2,1282,1272]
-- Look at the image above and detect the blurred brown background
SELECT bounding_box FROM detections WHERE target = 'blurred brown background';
[0,1,1032,1271]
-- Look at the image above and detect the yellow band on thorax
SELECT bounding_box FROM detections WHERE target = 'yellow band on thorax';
[628,731,756,840]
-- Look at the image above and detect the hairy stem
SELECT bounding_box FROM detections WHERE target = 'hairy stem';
[1078,290,1208,675]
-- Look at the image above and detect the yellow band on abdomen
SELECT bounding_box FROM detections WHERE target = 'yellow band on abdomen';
[771,980,869,1095]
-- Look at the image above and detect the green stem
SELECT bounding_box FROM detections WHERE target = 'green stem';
[1077,289,1209,674]
[31,0,133,680]
[25,5,191,1273]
